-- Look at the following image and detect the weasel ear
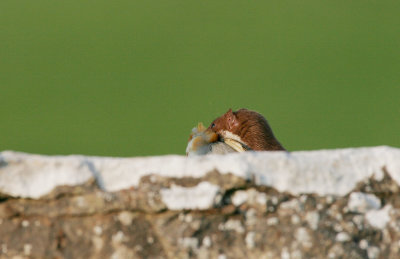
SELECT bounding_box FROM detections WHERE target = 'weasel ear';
[225,108,239,130]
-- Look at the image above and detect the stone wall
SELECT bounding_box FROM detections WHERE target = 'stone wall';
[0,146,400,259]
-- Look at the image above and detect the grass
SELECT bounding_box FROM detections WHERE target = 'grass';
[1,1,399,156]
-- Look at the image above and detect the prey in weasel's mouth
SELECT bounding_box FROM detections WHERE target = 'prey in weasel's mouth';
[186,123,249,156]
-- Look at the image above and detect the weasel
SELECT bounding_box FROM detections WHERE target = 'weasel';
[208,108,285,151]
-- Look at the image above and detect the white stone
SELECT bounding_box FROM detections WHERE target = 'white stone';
[1,244,7,254]
[352,215,364,230]
[280,199,301,212]
[1,146,399,198]
[178,237,198,250]
[93,226,103,235]
[256,192,267,205]
[184,214,193,223]
[328,244,345,258]
[232,189,268,207]
[245,208,258,226]
[295,227,312,248]
[218,219,245,233]
[112,231,126,244]
[110,245,134,259]
[335,232,351,242]
[267,217,279,226]
[21,220,29,228]
[347,192,381,213]
[373,170,384,181]
[326,195,334,204]
[0,152,93,198]
[365,205,392,229]
[232,190,248,206]
[23,244,32,256]
[359,239,368,249]
[117,212,134,226]
[245,231,256,249]
[281,247,290,259]
[291,215,300,225]
[333,224,343,232]
[202,236,212,248]
[160,182,220,210]
[271,196,279,205]
[305,211,319,230]
[367,246,380,259]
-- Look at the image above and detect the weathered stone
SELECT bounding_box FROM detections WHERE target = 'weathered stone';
[1,147,400,259]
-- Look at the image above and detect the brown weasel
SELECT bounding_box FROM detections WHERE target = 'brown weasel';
[208,108,285,151]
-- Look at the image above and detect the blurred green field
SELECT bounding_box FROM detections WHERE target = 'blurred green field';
[1,1,399,157]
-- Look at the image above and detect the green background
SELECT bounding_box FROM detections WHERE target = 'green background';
[1,1,399,157]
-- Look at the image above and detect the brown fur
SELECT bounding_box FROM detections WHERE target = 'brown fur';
[208,108,285,151]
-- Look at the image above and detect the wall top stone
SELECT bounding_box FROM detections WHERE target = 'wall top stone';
[1,146,399,199]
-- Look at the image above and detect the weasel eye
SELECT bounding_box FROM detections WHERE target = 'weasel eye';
[211,123,215,128]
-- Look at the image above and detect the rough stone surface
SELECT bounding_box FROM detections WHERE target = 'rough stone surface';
[1,147,400,259]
